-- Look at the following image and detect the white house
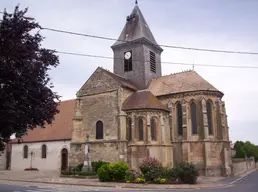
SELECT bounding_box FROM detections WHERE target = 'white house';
[0,150,6,170]
[10,99,75,171]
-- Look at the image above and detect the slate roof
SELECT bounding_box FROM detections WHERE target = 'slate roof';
[148,71,222,96]
[122,90,168,111]
[112,4,162,50]
[11,99,76,143]
[100,67,138,91]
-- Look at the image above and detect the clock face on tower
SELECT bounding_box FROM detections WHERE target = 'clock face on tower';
[124,51,132,60]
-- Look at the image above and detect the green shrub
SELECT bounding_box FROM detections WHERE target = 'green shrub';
[97,164,112,182]
[92,161,109,173]
[139,157,162,181]
[173,162,199,184]
[160,167,176,181]
[71,163,84,172]
[109,162,129,181]
[125,170,137,182]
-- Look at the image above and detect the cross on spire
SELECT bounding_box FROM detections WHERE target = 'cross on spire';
[135,0,138,5]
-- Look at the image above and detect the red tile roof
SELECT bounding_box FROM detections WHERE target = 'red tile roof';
[11,99,76,143]
[149,71,222,96]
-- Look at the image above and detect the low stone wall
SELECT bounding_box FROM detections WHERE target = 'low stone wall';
[232,157,256,176]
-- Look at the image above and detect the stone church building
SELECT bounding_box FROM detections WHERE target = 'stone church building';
[4,3,232,176]
[69,4,232,176]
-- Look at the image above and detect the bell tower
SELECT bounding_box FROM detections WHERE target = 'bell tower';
[111,3,163,90]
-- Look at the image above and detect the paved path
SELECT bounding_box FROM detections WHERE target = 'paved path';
[0,170,257,192]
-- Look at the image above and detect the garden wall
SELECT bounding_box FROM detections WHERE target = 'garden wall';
[232,157,256,176]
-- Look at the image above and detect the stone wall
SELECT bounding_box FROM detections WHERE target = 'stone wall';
[232,157,256,176]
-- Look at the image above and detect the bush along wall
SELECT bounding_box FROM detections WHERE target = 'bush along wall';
[97,162,129,182]
[97,157,199,184]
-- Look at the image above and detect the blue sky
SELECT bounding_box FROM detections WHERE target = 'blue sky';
[1,0,258,144]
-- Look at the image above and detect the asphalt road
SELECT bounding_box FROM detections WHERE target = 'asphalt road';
[0,170,257,192]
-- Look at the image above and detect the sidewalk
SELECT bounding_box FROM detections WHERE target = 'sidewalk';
[0,169,256,190]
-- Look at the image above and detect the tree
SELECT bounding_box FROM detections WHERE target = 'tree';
[0,6,60,151]
[234,140,258,162]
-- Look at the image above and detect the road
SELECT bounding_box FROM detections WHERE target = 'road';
[0,170,257,192]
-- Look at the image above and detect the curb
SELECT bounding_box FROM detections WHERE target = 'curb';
[0,169,256,190]
[0,179,224,190]
[229,168,257,185]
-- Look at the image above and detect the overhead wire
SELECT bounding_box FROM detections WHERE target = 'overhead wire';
[1,11,258,69]
[1,11,258,55]
[56,51,258,69]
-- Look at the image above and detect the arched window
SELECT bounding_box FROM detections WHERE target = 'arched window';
[206,101,213,135]
[127,118,132,141]
[42,144,47,159]
[138,118,144,141]
[177,103,183,136]
[96,121,103,139]
[191,102,198,134]
[23,145,28,159]
[150,118,157,141]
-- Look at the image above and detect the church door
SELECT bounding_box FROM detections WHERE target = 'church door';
[61,148,68,171]
[6,151,11,170]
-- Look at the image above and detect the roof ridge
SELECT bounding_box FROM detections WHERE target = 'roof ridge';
[99,67,126,79]
[98,67,138,91]
[151,69,194,81]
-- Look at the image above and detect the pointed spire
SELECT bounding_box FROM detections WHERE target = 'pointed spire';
[111,3,162,51]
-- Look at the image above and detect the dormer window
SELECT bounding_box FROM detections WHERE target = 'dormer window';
[150,51,156,73]
[124,51,132,72]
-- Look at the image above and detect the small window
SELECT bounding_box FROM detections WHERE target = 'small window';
[127,118,132,141]
[206,101,213,135]
[42,144,47,159]
[96,121,104,139]
[23,145,28,159]
[150,118,157,141]
[177,103,183,136]
[124,51,132,72]
[191,102,198,134]
[138,118,144,141]
[150,51,156,73]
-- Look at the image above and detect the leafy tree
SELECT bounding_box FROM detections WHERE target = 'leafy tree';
[235,146,246,158]
[234,140,258,162]
[0,6,60,151]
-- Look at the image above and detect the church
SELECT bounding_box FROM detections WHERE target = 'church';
[68,3,232,176]
[6,3,232,176]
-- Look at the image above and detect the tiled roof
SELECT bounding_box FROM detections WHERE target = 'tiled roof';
[112,5,162,51]
[11,99,76,143]
[122,90,168,111]
[148,71,222,96]
[100,68,138,91]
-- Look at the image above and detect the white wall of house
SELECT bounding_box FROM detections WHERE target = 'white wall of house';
[11,140,71,171]
[0,150,6,170]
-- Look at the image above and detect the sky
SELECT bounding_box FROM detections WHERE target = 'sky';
[1,0,258,144]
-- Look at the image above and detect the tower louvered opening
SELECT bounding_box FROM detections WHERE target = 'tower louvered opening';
[150,51,156,73]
